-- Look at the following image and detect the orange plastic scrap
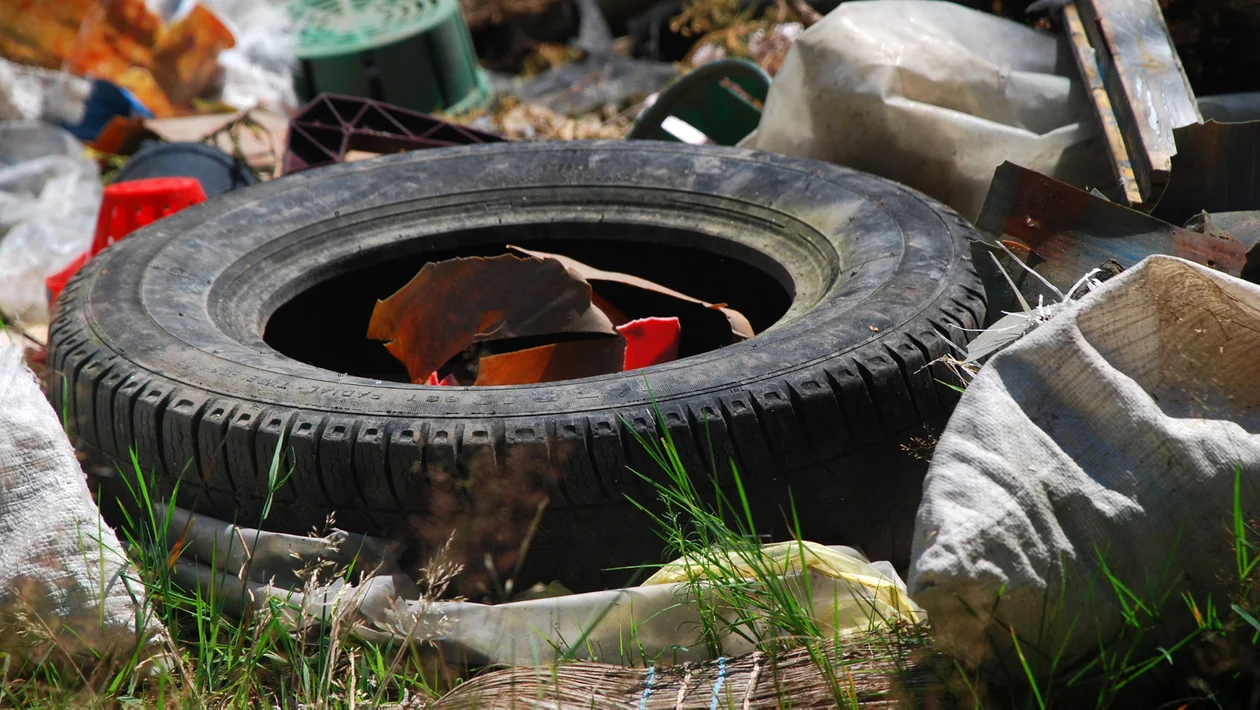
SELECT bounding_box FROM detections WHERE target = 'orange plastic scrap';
[367,255,617,384]
[425,371,459,386]
[0,0,233,117]
[149,5,235,109]
[474,337,627,386]
[618,316,681,370]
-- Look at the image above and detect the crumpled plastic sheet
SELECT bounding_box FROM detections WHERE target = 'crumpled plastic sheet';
[750,0,1114,222]
[199,0,299,113]
[0,122,101,322]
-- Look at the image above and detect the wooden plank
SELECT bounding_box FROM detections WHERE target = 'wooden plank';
[1075,0,1201,201]
[1063,3,1144,206]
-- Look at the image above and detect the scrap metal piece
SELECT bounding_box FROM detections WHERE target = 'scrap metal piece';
[1185,211,1260,284]
[473,337,627,385]
[366,254,617,383]
[507,245,754,341]
[1187,212,1260,245]
[1153,119,1260,226]
[1064,0,1201,207]
[975,161,1247,315]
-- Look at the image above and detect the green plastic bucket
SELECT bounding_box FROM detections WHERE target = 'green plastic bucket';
[292,0,493,114]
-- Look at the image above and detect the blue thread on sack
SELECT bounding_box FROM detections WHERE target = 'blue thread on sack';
[640,666,655,709]
[710,657,727,710]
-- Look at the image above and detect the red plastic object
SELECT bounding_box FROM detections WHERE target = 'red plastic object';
[43,252,90,306]
[424,371,459,386]
[89,177,208,253]
[46,177,207,306]
[618,317,681,370]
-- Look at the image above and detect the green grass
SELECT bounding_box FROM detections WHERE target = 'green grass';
[621,397,1260,708]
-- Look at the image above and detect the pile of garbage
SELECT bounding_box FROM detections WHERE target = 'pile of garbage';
[3,0,1260,706]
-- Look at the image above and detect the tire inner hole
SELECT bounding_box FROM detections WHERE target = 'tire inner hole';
[264,225,793,383]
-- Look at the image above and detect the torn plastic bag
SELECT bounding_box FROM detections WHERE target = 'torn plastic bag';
[0,338,158,660]
[0,122,101,322]
[169,511,922,667]
[162,505,402,590]
[750,0,1113,222]
[910,256,1260,673]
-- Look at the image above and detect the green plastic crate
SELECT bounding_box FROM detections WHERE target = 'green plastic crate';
[292,0,493,114]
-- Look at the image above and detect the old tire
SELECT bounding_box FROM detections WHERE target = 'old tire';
[49,141,984,590]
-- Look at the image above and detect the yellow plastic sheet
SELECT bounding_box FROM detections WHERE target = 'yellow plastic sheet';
[643,540,925,633]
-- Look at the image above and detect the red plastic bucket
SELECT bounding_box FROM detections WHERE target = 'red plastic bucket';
[46,177,207,306]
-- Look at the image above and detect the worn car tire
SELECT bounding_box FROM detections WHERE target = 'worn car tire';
[49,142,984,590]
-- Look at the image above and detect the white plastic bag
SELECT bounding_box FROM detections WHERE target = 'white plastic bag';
[0,123,101,322]
[0,339,157,659]
[909,256,1260,671]
[751,0,1113,222]
[369,542,919,667]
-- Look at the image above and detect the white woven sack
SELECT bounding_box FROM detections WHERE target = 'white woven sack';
[0,340,156,659]
[910,256,1260,670]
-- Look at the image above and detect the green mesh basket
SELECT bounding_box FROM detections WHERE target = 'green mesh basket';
[292,0,492,114]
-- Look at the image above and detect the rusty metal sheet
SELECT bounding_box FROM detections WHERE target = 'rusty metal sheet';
[366,255,616,383]
[1188,212,1260,245]
[1184,211,1260,284]
[1152,120,1260,227]
[975,161,1247,316]
[1073,0,1201,204]
[506,245,754,341]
